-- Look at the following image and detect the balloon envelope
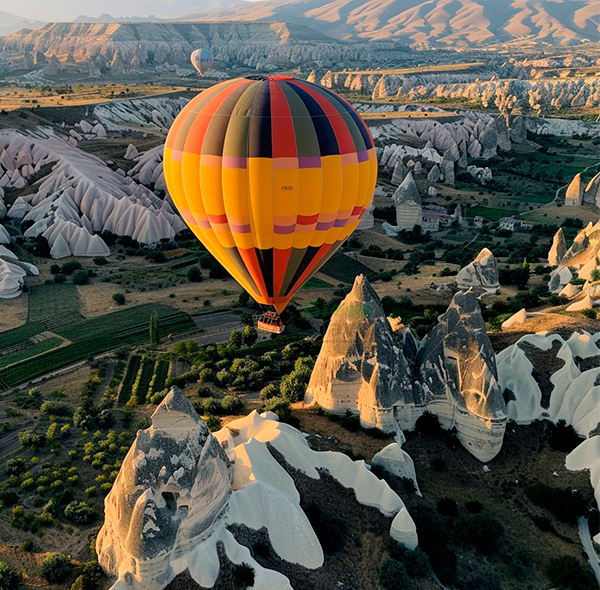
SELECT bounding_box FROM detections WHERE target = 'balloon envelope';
[190,48,214,76]
[164,75,377,313]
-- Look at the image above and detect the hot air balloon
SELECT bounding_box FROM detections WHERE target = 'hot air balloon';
[164,75,377,333]
[190,48,214,76]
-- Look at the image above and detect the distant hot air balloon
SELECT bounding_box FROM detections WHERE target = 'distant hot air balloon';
[190,48,214,76]
[164,75,377,332]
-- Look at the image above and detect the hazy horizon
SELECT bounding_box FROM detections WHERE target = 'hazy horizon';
[0,0,264,22]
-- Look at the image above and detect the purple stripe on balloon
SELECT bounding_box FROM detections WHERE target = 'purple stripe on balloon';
[274,225,296,235]
[298,156,321,169]
[334,218,349,228]
[316,221,335,231]
[230,223,252,233]
[357,150,369,163]
[222,156,247,169]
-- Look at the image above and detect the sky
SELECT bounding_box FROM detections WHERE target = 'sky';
[0,0,261,22]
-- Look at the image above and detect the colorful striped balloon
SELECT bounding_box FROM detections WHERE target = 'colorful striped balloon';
[164,75,377,313]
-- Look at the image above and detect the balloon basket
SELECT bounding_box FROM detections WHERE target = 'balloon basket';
[257,312,285,334]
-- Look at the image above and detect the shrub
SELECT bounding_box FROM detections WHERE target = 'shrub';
[54,273,67,284]
[60,261,81,276]
[546,556,597,590]
[525,483,588,523]
[50,264,61,275]
[232,562,255,589]
[205,415,221,431]
[93,257,108,266]
[0,562,20,590]
[304,505,347,553]
[379,559,409,589]
[41,553,74,584]
[221,395,243,414]
[5,459,27,477]
[18,540,34,552]
[72,269,89,285]
[455,513,504,554]
[64,501,96,525]
[187,266,202,283]
[70,561,103,590]
[259,384,279,401]
[465,501,483,514]
[112,293,125,305]
[437,497,458,517]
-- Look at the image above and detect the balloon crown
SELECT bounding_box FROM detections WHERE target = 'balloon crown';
[245,75,295,81]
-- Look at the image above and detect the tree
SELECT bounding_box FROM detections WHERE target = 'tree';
[149,312,159,345]
[260,384,279,401]
[64,501,96,525]
[229,330,243,349]
[379,559,409,589]
[70,561,103,590]
[72,269,89,285]
[112,293,125,305]
[41,553,74,584]
[187,265,202,283]
[232,563,255,589]
[60,261,81,276]
[221,394,243,414]
[0,562,20,590]
[242,325,257,346]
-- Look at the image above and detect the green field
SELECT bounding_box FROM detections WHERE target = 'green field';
[151,358,170,395]
[320,253,374,283]
[27,283,82,323]
[465,206,521,221]
[132,358,156,405]
[118,355,141,406]
[0,337,63,370]
[305,277,334,289]
[0,304,196,390]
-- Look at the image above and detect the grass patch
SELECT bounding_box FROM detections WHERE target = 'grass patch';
[304,277,334,289]
[151,358,170,394]
[131,357,156,405]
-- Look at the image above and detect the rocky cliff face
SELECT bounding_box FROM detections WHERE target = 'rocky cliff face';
[456,248,500,294]
[305,274,419,432]
[97,389,418,589]
[97,388,233,590]
[0,21,407,77]
[548,228,567,266]
[306,277,508,461]
[416,291,507,461]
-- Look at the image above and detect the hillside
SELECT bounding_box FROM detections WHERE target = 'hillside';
[202,0,600,46]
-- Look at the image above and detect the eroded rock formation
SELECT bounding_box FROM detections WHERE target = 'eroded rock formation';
[456,248,500,294]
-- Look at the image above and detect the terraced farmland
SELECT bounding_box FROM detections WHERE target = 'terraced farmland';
[0,304,195,390]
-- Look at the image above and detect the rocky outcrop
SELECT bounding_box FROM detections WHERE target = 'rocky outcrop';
[306,277,507,462]
[0,129,185,249]
[97,388,233,589]
[549,221,600,302]
[305,275,420,432]
[98,389,418,589]
[391,172,422,230]
[0,250,39,299]
[548,228,567,266]
[456,248,500,294]
[565,173,584,206]
[416,291,507,462]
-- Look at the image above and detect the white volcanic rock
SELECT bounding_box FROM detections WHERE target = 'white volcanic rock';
[124,144,139,160]
[0,258,26,299]
[566,294,596,311]
[94,97,189,131]
[548,228,567,266]
[98,389,418,590]
[7,197,31,219]
[416,291,507,462]
[466,165,492,185]
[0,225,10,245]
[559,282,581,299]
[456,248,499,294]
[501,308,528,329]
[372,443,421,496]
[0,129,184,248]
[392,172,422,230]
[305,275,421,433]
[565,173,584,206]
[528,117,598,138]
[566,437,600,545]
[391,160,406,185]
[549,221,600,294]
[427,164,441,183]
[584,172,600,206]
[497,332,600,437]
